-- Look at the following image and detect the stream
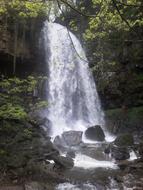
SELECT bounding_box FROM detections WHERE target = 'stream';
[39,21,138,190]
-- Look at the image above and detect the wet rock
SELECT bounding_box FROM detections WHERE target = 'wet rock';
[129,161,143,172]
[66,150,76,158]
[28,112,51,132]
[25,182,41,190]
[122,174,143,189]
[53,155,74,169]
[25,182,54,190]
[85,125,105,141]
[117,160,131,170]
[29,111,43,123]
[114,134,134,147]
[33,140,59,162]
[54,135,67,150]
[44,149,74,170]
[0,186,24,190]
[111,146,130,160]
[62,131,83,146]
[39,117,51,134]
[138,142,143,158]
[81,146,109,161]
[104,145,111,154]
[25,182,55,190]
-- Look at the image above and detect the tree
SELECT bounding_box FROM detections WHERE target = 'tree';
[0,76,48,120]
[0,0,50,74]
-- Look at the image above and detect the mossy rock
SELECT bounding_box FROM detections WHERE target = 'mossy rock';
[114,133,134,147]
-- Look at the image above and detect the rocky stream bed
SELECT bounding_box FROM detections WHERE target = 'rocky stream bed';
[1,119,143,190]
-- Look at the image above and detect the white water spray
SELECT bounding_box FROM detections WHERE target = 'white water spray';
[42,21,105,139]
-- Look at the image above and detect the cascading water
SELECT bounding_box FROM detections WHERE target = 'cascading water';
[42,21,105,139]
[39,17,133,190]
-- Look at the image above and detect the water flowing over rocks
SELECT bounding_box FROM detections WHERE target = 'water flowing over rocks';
[80,143,111,161]
[41,22,105,138]
[1,21,141,190]
[38,21,128,190]
[0,2,143,190]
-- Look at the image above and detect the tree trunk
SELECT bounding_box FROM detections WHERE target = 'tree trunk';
[13,21,18,75]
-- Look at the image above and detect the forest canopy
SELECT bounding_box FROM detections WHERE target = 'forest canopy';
[0,0,142,40]
[0,0,49,18]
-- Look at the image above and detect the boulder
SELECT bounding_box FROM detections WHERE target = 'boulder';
[54,135,67,150]
[66,150,76,158]
[114,134,134,147]
[54,155,74,169]
[111,146,130,160]
[138,142,143,158]
[62,131,83,146]
[81,147,110,161]
[25,182,54,190]
[104,145,111,154]
[47,155,74,170]
[85,125,105,141]
[117,160,131,170]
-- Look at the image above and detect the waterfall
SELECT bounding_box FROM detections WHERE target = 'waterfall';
[42,21,105,139]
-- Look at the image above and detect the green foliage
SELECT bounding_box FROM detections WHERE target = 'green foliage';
[69,20,78,31]
[0,0,49,19]
[0,76,48,120]
[106,106,143,132]
[0,104,27,120]
[23,128,33,139]
[83,0,143,41]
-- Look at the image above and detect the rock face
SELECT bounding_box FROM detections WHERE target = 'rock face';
[81,145,111,161]
[138,142,143,158]
[114,134,134,147]
[46,153,74,170]
[54,135,67,150]
[111,133,134,160]
[25,182,41,190]
[85,125,105,141]
[66,150,76,158]
[54,156,74,169]
[0,17,45,76]
[39,117,51,134]
[25,182,55,190]
[54,131,83,148]
[111,146,130,161]
[62,131,83,146]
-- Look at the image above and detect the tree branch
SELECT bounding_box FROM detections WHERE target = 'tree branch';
[112,0,132,29]
[117,1,143,7]
[59,0,103,18]
[111,0,142,39]
[57,0,89,63]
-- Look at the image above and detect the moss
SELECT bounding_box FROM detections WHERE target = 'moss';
[0,104,27,120]
[106,106,143,118]
[114,134,134,146]
[105,106,143,133]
